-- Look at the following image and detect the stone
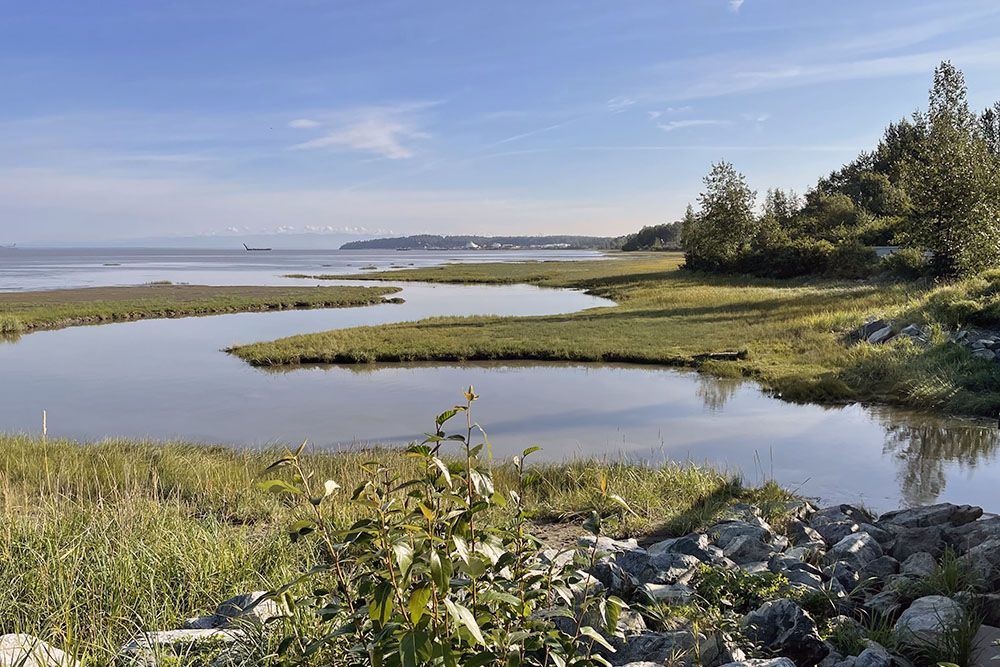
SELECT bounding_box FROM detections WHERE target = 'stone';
[580,535,641,554]
[851,319,888,343]
[955,592,1000,626]
[611,630,720,666]
[645,552,702,584]
[811,504,874,526]
[973,348,996,360]
[118,630,242,667]
[786,519,824,547]
[861,590,903,619]
[710,520,773,549]
[859,555,899,581]
[740,561,771,574]
[590,561,637,598]
[718,661,796,667]
[899,324,925,338]
[900,552,937,579]
[0,635,77,667]
[616,609,647,635]
[878,503,983,529]
[784,545,824,561]
[814,521,861,546]
[825,560,860,592]
[856,523,895,546]
[741,599,828,666]
[213,591,285,627]
[829,532,883,570]
[638,583,694,605]
[957,537,1000,590]
[945,517,1000,554]
[894,595,963,647]
[888,526,945,561]
[852,641,893,667]
[784,568,824,590]
[647,533,712,562]
[724,534,774,564]
[867,326,894,345]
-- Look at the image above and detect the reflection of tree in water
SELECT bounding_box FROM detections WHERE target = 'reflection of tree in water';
[696,375,743,413]
[871,406,1000,506]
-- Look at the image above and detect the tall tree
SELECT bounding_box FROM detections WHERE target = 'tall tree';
[683,161,758,270]
[906,62,1000,276]
[982,101,1000,159]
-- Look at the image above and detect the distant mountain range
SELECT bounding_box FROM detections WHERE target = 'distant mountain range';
[340,234,621,250]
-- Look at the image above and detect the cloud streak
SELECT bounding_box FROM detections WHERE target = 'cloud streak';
[289,103,437,159]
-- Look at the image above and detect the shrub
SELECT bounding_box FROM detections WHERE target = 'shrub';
[255,389,631,666]
[690,563,788,615]
[829,243,879,279]
[743,238,835,278]
[881,248,928,280]
[0,314,23,334]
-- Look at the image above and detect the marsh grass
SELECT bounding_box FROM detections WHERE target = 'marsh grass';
[0,284,402,334]
[0,432,774,660]
[250,254,1000,416]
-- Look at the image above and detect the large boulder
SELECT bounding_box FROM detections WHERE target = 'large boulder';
[945,516,1000,554]
[893,595,963,647]
[0,635,77,667]
[741,599,828,666]
[724,534,774,564]
[811,505,874,526]
[888,526,945,561]
[878,503,981,529]
[899,552,936,579]
[785,519,824,548]
[719,661,796,667]
[829,533,883,570]
[610,630,721,666]
[709,520,773,549]
[956,537,1000,590]
[813,521,861,547]
[647,533,713,562]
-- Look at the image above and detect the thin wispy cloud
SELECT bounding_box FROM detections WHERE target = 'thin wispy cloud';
[288,118,320,129]
[290,105,435,159]
[728,0,745,13]
[657,119,729,132]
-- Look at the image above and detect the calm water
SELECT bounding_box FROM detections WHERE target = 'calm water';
[0,249,998,511]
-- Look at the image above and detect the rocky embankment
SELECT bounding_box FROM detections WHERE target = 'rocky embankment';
[7,502,1000,666]
[851,317,1000,362]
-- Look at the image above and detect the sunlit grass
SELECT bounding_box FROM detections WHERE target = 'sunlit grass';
[0,284,402,333]
[238,254,1000,416]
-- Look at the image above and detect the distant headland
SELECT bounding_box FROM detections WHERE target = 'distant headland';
[339,234,620,251]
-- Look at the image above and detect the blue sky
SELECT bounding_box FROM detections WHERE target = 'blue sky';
[3,1,1000,242]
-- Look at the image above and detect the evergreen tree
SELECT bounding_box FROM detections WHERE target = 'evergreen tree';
[906,62,1000,276]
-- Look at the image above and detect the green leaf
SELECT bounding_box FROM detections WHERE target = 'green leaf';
[287,519,315,542]
[400,631,419,667]
[430,456,453,489]
[408,586,431,623]
[429,549,452,589]
[263,455,296,472]
[369,582,394,626]
[522,446,541,458]
[443,599,484,645]
[435,406,466,427]
[579,625,615,652]
[256,478,302,496]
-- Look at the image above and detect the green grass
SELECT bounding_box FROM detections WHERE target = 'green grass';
[237,254,1000,416]
[0,284,403,334]
[0,432,789,661]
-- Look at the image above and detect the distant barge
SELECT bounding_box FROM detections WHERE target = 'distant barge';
[243,243,271,252]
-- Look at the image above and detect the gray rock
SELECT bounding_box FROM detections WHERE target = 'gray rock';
[590,561,637,598]
[852,641,893,667]
[580,535,641,554]
[894,595,963,647]
[829,532,883,570]
[945,516,1000,554]
[867,326,894,345]
[861,590,903,619]
[878,503,982,529]
[784,545,825,562]
[859,555,899,581]
[718,661,796,667]
[638,582,694,605]
[955,591,1000,626]
[215,591,285,626]
[900,552,936,579]
[724,534,774,564]
[710,520,773,549]
[740,561,771,574]
[611,630,720,666]
[888,526,945,561]
[825,560,860,591]
[973,348,996,360]
[957,537,1000,590]
[852,319,888,343]
[784,568,825,590]
[647,533,712,562]
[856,523,895,546]
[811,504,874,526]
[741,599,828,666]
[118,630,242,667]
[814,521,861,546]
[0,635,77,667]
[646,552,702,584]
[616,609,647,635]
[786,519,824,547]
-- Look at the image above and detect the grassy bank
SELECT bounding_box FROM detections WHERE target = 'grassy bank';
[0,432,789,661]
[0,284,403,335]
[239,254,1000,417]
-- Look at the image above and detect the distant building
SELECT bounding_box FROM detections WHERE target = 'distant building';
[465,241,480,249]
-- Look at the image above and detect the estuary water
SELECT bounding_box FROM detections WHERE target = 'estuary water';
[0,248,997,511]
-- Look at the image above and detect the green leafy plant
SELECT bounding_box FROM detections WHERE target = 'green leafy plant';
[255,388,632,666]
[689,564,788,615]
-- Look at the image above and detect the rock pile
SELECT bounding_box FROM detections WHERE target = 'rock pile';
[847,316,1000,363]
[10,502,1000,666]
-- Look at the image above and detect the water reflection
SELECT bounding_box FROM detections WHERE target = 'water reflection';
[872,406,1000,506]
[695,374,743,413]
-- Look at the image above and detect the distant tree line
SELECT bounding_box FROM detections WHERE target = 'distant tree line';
[619,222,682,251]
[341,234,621,250]
[674,62,1000,279]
